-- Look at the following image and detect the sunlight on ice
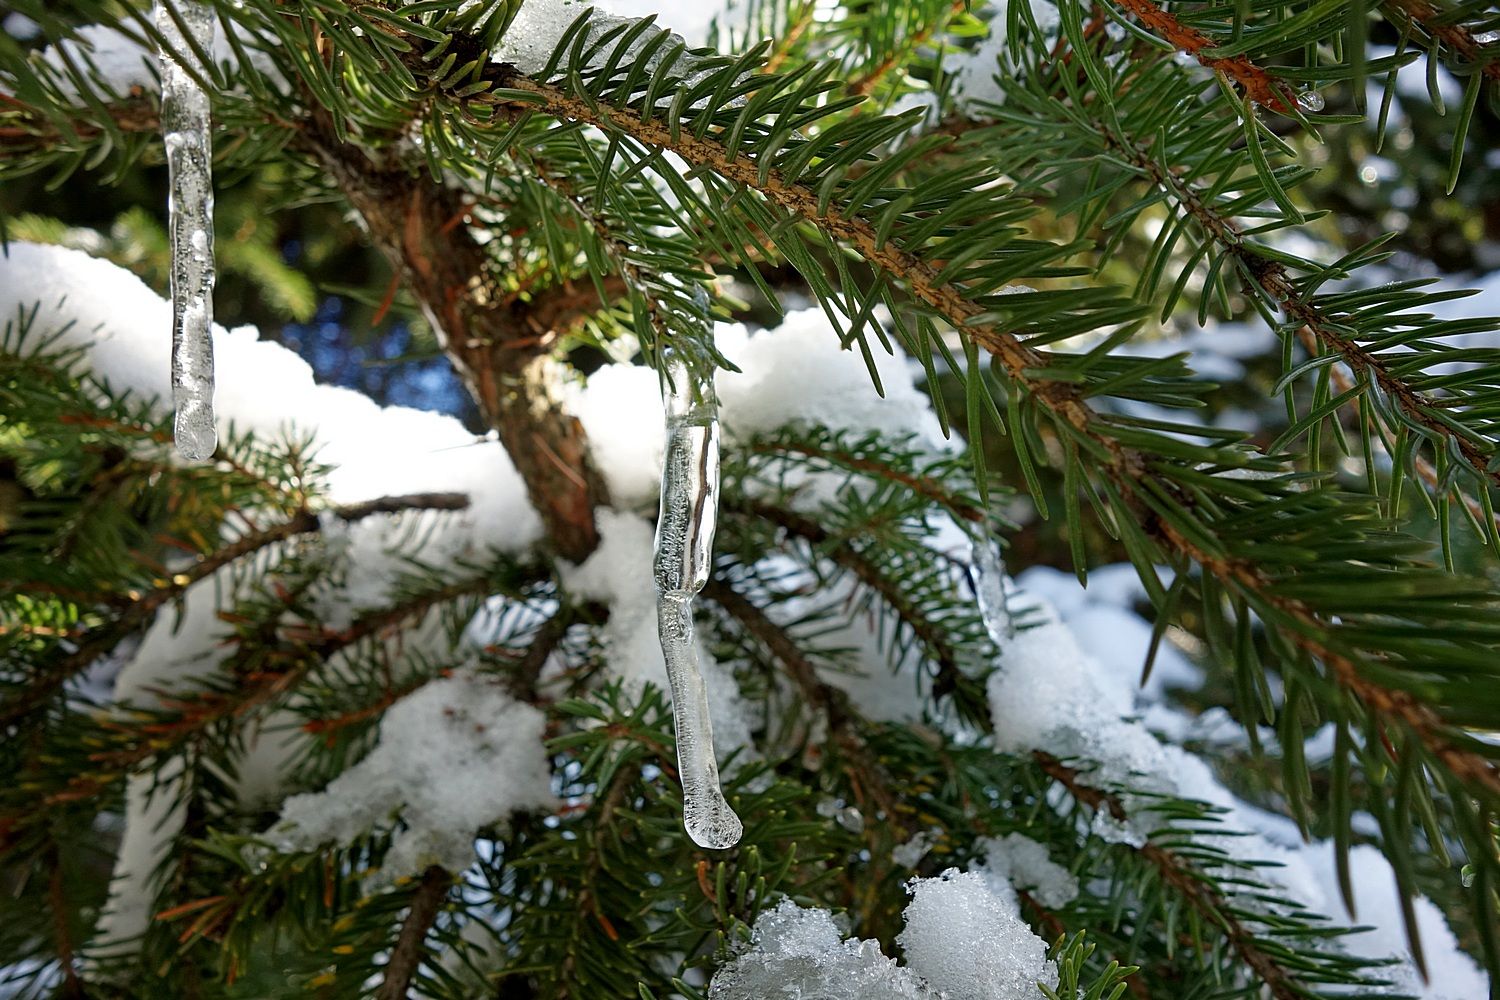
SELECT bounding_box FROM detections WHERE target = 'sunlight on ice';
[156,1,218,460]
[654,347,743,849]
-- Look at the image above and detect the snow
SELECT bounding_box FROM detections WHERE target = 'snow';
[991,574,1488,996]
[898,869,1058,1000]
[21,18,279,104]
[493,0,736,76]
[979,833,1078,909]
[1317,846,1489,1000]
[709,899,931,999]
[272,672,554,877]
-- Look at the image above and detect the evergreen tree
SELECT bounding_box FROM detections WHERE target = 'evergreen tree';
[2,0,1499,997]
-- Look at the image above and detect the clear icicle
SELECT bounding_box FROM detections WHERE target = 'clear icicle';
[654,347,743,850]
[156,1,217,461]
[969,531,1014,646]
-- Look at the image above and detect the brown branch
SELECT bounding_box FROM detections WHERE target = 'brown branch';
[731,500,973,703]
[1110,0,1297,113]
[376,866,452,1000]
[0,572,499,852]
[1037,754,1302,1000]
[485,70,1500,804]
[0,492,470,729]
[300,112,610,563]
[47,839,84,1000]
[764,1,817,74]
[556,759,640,999]
[1113,133,1499,495]
[1384,0,1500,82]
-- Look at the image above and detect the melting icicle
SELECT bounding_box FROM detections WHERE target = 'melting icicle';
[156,1,217,461]
[654,347,743,849]
[969,531,1013,646]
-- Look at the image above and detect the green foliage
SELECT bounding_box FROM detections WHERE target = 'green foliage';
[2,0,1500,997]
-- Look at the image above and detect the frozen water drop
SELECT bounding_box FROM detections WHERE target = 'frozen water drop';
[969,532,1013,646]
[1297,90,1325,112]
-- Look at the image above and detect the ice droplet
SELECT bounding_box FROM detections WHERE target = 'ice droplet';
[156,2,218,461]
[1296,90,1325,112]
[969,532,1013,645]
[655,346,742,849]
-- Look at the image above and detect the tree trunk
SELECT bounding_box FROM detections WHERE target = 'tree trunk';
[308,123,610,563]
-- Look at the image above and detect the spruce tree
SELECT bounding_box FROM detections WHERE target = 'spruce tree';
[2,0,1499,997]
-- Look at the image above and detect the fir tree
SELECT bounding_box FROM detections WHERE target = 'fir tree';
[1,1,1499,998]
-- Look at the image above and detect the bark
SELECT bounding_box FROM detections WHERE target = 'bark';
[307,118,610,563]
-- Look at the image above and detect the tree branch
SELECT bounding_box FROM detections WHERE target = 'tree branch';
[0,571,501,851]
[1,492,470,730]
[1109,0,1298,113]
[1036,754,1304,1000]
[1382,0,1500,81]
[376,865,452,1000]
[487,69,1500,804]
[702,575,908,834]
[1105,129,1499,499]
[300,112,610,563]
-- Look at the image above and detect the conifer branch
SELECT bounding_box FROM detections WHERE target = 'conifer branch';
[847,0,969,98]
[556,758,641,1000]
[0,492,470,729]
[730,501,970,699]
[0,571,502,851]
[1105,129,1500,496]
[376,865,452,1000]
[487,70,1500,807]
[746,440,986,522]
[703,576,908,835]
[1107,0,1298,113]
[1035,754,1307,1000]
[1382,0,1500,81]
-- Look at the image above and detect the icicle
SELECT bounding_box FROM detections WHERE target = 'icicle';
[156,1,217,461]
[969,530,1014,646]
[654,346,743,850]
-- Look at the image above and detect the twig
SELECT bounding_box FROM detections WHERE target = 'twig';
[1110,0,1298,113]
[702,575,907,833]
[1,493,470,729]
[376,866,452,1000]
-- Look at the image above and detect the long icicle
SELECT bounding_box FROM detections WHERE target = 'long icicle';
[156,1,218,461]
[654,346,743,850]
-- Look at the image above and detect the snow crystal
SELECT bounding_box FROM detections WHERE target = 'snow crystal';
[898,869,1058,1000]
[709,899,931,1000]
[572,306,949,515]
[892,827,941,868]
[715,312,946,448]
[980,832,1078,909]
[272,672,554,878]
